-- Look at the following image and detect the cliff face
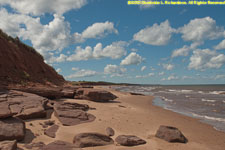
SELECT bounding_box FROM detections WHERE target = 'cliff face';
[0,29,65,86]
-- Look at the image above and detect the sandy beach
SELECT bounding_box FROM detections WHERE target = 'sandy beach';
[18,86,225,150]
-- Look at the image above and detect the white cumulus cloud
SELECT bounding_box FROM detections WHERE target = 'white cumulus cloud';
[66,69,97,79]
[67,41,127,61]
[133,20,175,46]
[120,52,144,65]
[188,49,225,70]
[74,21,118,43]
[162,64,174,70]
[104,64,126,77]
[178,17,224,42]
[141,66,146,71]
[0,0,87,15]
[214,39,225,50]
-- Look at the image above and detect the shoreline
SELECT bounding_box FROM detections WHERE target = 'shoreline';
[16,85,225,150]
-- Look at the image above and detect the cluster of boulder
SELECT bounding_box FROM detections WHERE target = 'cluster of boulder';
[0,87,188,150]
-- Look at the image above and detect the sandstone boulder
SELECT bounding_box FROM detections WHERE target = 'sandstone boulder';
[0,117,26,141]
[74,88,117,102]
[0,102,14,119]
[43,140,81,150]
[54,102,95,126]
[106,127,115,136]
[73,133,114,148]
[115,135,146,146]
[7,90,48,120]
[155,125,188,143]
[44,125,59,138]
[0,140,17,150]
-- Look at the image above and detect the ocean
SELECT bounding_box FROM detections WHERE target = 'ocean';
[112,85,225,133]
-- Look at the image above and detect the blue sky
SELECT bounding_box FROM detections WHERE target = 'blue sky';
[0,0,225,84]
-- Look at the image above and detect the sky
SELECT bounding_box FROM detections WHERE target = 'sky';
[0,0,225,85]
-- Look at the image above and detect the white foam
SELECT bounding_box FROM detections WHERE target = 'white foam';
[161,97,173,102]
[201,98,216,103]
[181,90,193,93]
[209,91,225,95]
[192,113,225,122]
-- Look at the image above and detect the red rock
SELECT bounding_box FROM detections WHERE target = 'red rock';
[155,125,188,143]
[74,88,117,102]
[0,29,65,86]
[73,133,114,148]
[43,140,81,150]
[44,125,59,138]
[54,102,95,126]
[106,127,115,136]
[115,135,146,146]
[0,117,26,141]
[0,140,17,150]
[7,90,47,120]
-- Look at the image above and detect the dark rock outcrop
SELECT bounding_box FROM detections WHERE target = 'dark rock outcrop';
[73,133,114,148]
[106,127,115,137]
[0,117,26,141]
[0,140,17,150]
[43,140,81,150]
[155,125,188,143]
[0,102,14,119]
[74,88,117,102]
[54,102,95,126]
[7,90,48,120]
[44,125,59,138]
[115,135,146,146]
[0,29,64,86]
[24,142,46,150]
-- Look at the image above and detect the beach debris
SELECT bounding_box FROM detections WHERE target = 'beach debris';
[73,132,114,148]
[155,125,188,143]
[54,102,95,126]
[44,125,59,138]
[115,135,146,146]
[0,117,26,141]
[0,140,17,150]
[43,140,81,150]
[106,127,115,136]
[74,88,117,102]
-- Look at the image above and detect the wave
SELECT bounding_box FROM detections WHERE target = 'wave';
[192,113,225,122]
[201,99,216,103]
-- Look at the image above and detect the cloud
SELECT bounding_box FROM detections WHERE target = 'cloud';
[136,73,155,78]
[214,39,225,50]
[72,67,79,71]
[104,64,126,77]
[0,0,87,15]
[67,41,127,61]
[159,72,165,76]
[171,42,203,58]
[66,69,97,79]
[141,66,146,71]
[188,49,225,70]
[120,52,144,65]
[74,21,118,43]
[133,20,175,46]
[0,9,72,57]
[56,68,61,73]
[162,75,179,81]
[46,53,67,63]
[162,64,174,70]
[178,17,224,42]
[214,75,225,80]
[171,45,191,58]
